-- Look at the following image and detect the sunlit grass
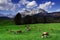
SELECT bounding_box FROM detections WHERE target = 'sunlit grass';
[0,22,60,40]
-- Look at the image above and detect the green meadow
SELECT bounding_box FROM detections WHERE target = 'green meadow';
[0,19,60,40]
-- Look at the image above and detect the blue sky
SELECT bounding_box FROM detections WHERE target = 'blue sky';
[0,0,60,16]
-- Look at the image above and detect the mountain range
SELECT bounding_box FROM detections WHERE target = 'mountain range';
[0,9,60,19]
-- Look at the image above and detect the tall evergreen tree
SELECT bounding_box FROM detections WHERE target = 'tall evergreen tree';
[43,15,47,23]
[24,15,31,24]
[14,13,22,25]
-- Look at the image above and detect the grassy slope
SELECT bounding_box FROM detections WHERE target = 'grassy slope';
[0,19,60,40]
[0,19,14,25]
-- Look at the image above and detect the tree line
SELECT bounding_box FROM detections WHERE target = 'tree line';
[14,13,47,25]
[14,12,60,25]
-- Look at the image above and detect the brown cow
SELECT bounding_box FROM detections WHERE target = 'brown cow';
[17,30,22,33]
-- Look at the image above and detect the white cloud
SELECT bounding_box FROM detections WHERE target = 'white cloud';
[0,0,21,12]
[0,0,55,13]
[26,1,37,8]
[38,1,55,10]
[52,2,55,5]
[0,0,7,4]
[0,0,12,10]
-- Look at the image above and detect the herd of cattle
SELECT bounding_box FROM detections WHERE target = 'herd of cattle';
[9,25,54,38]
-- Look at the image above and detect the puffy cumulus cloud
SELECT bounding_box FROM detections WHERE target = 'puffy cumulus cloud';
[0,0,21,12]
[0,0,8,4]
[26,1,37,8]
[0,0,8,10]
[0,0,55,13]
[0,3,14,10]
[38,1,55,10]
[0,0,30,12]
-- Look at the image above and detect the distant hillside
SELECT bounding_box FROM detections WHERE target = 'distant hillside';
[48,12,60,16]
[0,10,60,25]
[14,11,60,25]
[0,16,10,19]
[0,16,14,25]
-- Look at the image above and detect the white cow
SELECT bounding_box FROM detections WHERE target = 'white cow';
[41,32,49,38]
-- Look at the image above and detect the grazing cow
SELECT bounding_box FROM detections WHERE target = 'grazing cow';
[17,30,22,33]
[10,30,14,33]
[41,32,49,38]
[26,27,31,31]
[10,30,15,34]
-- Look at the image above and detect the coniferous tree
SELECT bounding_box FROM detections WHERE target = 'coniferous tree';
[24,15,31,24]
[14,13,22,25]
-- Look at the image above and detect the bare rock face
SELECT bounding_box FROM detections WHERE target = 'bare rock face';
[20,9,48,17]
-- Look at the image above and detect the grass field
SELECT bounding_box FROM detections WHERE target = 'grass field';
[0,20,60,40]
[0,23,60,40]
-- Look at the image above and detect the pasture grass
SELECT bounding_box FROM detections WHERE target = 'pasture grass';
[0,23,60,40]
